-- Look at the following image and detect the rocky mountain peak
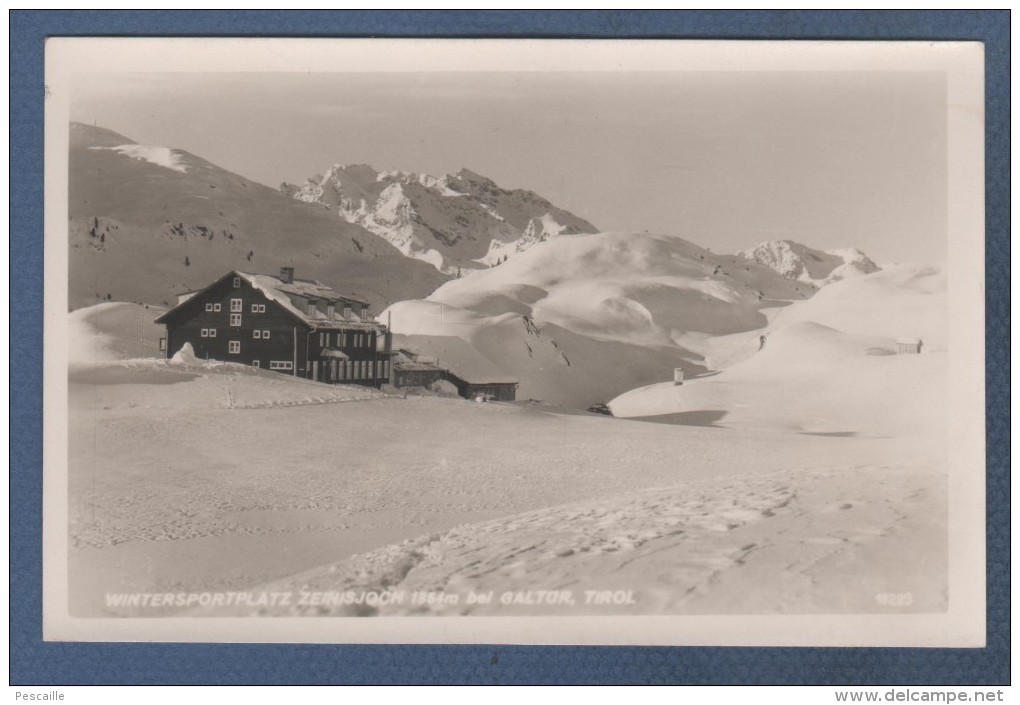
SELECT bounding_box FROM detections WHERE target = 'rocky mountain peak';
[737,239,880,285]
[281,162,597,275]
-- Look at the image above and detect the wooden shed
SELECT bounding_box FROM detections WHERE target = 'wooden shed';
[896,338,923,354]
[391,349,446,389]
[392,334,519,402]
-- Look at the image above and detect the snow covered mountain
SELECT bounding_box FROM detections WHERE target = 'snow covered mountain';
[68,123,448,311]
[737,239,880,285]
[280,164,598,274]
[383,231,818,408]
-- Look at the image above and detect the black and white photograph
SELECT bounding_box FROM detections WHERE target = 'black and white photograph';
[42,38,986,646]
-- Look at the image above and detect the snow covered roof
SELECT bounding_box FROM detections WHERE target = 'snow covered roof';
[156,270,382,331]
[896,338,922,345]
[392,334,517,385]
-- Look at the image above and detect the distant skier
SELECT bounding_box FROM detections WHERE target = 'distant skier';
[759,334,767,351]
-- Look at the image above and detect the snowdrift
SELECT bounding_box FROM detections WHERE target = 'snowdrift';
[609,265,947,437]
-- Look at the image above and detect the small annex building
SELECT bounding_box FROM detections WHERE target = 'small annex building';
[391,348,447,389]
[155,267,393,386]
[392,334,519,402]
[895,338,923,354]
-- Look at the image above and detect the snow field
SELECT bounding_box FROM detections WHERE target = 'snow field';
[66,254,948,618]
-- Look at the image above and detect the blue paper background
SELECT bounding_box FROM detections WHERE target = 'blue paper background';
[9,10,1009,685]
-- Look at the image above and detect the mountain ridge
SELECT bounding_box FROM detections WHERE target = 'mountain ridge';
[280,162,598,274]
[737,239,880,285]
[68,122,449,311]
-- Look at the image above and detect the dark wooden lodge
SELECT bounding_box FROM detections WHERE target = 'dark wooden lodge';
[155,267,392,386]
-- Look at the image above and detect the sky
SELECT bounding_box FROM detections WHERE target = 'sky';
[72,71,947,264]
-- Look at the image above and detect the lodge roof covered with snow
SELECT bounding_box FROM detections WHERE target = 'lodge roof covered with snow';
[156,270,382,331]
[392,334,518,385]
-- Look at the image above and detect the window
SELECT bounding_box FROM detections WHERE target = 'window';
[327,305,335,318]
[201,329,208,338]
[252,360,260,368]
[253,330,261,339]
[228,341,240,354]
[233,277,241,288]
[213,303,221,312]
[362,308,372,321]
[230,298,242,312]
[319,332,325,346]
[205,303,214,312]
[269,360,293,371]
[230,314,242,327]
[368,361,374,378]
[250,303,265,313]
[262,330,270,339]
[208,328,217,337]
[159,337,167,351]
[343,306,352,319]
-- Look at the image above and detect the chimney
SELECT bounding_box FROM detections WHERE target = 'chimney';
[279,266,294,284]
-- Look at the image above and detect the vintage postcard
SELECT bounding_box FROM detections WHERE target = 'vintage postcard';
[43,38,985,646]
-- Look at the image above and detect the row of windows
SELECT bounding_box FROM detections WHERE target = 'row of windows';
[317,331,374,348]
[203,325,377,346]
[206,300,266,314]
[307,301,371,321]
[208,333,274,350]
[208,295,368,322]
[320,359,388,380]
[269,360,293,371]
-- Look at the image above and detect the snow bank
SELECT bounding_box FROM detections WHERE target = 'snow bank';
[169,342,200,365]
[609,265,947,437]
[69,302,167,364]
[93,144,189,173]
